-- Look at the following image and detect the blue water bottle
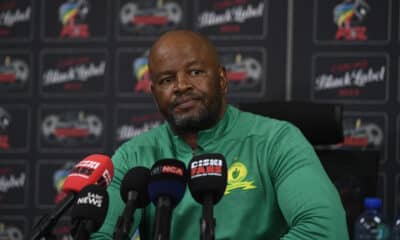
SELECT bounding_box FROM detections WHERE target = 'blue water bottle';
[354,197,389,240]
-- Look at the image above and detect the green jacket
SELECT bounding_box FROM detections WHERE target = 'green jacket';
[91,105,349,239]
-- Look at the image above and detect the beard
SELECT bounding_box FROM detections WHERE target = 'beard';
[166,88,223,133]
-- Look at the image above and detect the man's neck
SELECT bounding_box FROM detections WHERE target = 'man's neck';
[181,132,198,149]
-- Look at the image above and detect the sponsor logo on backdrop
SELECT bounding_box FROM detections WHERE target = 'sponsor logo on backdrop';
[40,50,107,97]
[118,0,184,39]
[59,0,90,38]
[0,105,30,153]
[42,0,108,41]
[39,106,105,152]
[0,107,11,150]
[333,0,370,40]
[342,113,386,149]
[337,112,387,162]
[314,0,390,44]
[219,48,265,97]
[195,0,267,39]
[53,161,74,203]
[36,160,76,207]
[0,221,24,240]
[133,51,151,94]
[0,162,27,208]
[116,49,154,98]
[312,54,388,103]
[114,106,163,147]
[0,0,32,41]
[0,52,31,96]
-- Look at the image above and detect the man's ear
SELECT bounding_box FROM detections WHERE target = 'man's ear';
[150,81,154,94]
[219,66,228,95]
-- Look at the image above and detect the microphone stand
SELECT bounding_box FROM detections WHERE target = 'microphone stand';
[114,191,138,240]
[200,195,215,240]
[30,194,76,240]
[153,196,172,240]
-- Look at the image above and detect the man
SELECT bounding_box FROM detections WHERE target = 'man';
[91,30,349,239]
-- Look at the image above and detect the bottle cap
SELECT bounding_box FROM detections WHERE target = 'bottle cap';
[364,197,382,209]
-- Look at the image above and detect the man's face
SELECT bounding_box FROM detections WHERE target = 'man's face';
[149,34,227,132]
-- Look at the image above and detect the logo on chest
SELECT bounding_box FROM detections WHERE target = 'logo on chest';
[225,161,256,195]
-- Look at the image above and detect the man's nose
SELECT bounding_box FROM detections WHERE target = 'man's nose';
[174,72,192,92]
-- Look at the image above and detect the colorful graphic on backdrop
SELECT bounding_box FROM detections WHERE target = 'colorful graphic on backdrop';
[114,105,164,148]
[219,47,266,97]
[116,48,153,98]
[314,0,390,43]
[0,0,32,41]
[0,160,28,208]
[311,53,388,103]
[195,0,267,39]
[41,0,108,41]
[58,0,90,38]
[0,52,31,96]
[40,49,108,97]
[333,0,370,40]
[337,112,387,163]
[117,0,185,40]
[133,53,151,94]
[38,105,105,152]
[0,105,30,153]
[36,160,76,208]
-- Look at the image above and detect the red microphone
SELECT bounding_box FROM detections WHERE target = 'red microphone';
[63,153,114,193]
[30,153,114,240]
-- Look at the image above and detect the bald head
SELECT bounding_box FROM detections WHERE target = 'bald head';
[148,30,220,77]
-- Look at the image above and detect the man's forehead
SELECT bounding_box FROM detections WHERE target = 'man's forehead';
[151,34,206,57]
[148,31,219,73]
[153,31,206,48]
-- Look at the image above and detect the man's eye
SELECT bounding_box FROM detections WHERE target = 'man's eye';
[159,77,173,85]
[189,70,203,76]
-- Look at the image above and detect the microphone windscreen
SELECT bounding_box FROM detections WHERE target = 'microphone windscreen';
[120,166,151,208]
[62,154,114,193]
[70,184,109,230]
[188,153,227,204]
[148,159,186,207]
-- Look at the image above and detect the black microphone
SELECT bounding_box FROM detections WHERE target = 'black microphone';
[114,166,151,240]
[70,184,109,240]
[30,154,114,240]
[148,159,187,240]
[188,154,227,240]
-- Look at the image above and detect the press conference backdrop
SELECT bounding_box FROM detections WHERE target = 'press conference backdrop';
[0,0,398,238]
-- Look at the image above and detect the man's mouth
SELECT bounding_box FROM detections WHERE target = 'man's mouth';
[173,96,202,111]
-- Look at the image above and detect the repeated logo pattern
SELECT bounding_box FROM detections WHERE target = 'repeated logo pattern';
[0,1,399,237]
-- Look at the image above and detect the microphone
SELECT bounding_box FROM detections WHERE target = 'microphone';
[70,184,109,240]
[30,154,114,240]
[188,153,227,240]
[114,166,151,240]
[148,159,187,240]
